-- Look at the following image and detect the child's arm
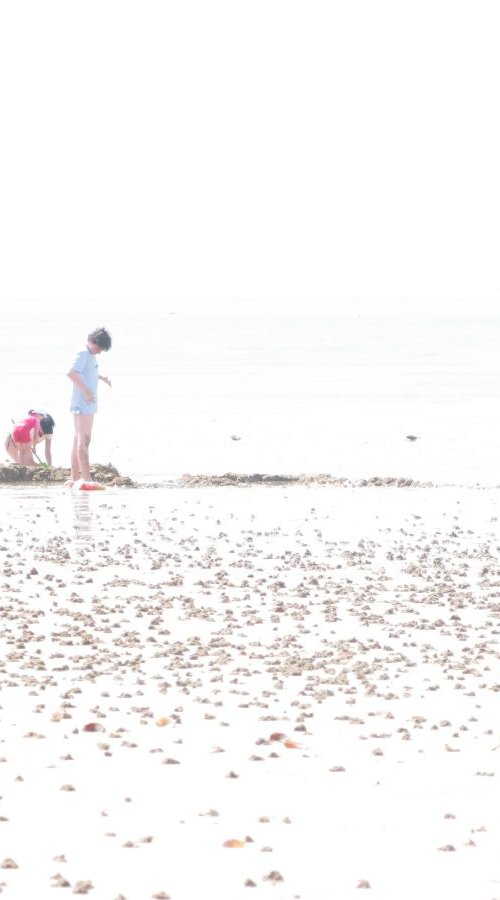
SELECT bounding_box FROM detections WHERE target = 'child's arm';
[68,369,95,404]
[44,437,53,466]
[30,427,38,455]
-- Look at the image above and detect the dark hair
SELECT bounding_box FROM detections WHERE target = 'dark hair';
[40,415,55,435]
[88,327,112,351]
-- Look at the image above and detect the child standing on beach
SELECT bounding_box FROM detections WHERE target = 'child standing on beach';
[5,410,55,466]
[67,327,112,483]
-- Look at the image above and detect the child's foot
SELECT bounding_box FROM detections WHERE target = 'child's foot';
[72,479,106,491]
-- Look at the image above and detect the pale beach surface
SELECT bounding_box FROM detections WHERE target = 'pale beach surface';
[3,0,500,894]
[1,482,500,899]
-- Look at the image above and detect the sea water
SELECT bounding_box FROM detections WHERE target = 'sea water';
[1,298,499,487]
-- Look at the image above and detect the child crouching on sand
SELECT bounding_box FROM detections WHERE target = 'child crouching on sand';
[5,410,55,467]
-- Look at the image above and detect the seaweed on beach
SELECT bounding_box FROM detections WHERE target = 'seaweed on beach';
[180,473,434,488]
[0,465,437,489]
[0,462,135,487]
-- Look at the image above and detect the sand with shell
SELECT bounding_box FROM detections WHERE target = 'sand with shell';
[1,480,500,899]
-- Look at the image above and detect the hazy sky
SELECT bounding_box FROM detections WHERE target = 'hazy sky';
[1,0,498,311]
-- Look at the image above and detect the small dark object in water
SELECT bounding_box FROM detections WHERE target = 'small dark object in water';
[406,434,419,442]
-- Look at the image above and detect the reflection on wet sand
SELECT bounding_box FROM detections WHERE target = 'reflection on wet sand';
[70,492,94,542]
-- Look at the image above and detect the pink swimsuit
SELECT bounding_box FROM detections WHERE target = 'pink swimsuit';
[12,415,39,445]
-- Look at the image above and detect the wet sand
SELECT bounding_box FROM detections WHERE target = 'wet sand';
[1,483,500,899]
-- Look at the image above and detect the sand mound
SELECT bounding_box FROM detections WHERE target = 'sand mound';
[180,472,433,488]
[0,462,135,486]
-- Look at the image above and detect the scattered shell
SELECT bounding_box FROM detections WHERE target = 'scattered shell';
[51,873,71,887]
[72,881,93,894]
[263,871,284,882]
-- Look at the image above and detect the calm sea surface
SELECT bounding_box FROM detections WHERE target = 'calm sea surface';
[1,300,499,486]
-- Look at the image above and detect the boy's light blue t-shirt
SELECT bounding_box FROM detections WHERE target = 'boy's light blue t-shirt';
[69,348,99,414]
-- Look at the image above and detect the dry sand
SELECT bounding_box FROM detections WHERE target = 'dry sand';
[1,482,500,899]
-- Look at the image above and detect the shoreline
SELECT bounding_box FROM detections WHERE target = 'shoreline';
[1,462,498,490]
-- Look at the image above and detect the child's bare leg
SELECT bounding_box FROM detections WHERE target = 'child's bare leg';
[72,413,94,481]
[19,444,37,467]
[71,433,80,480]
[5,435,19,463]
